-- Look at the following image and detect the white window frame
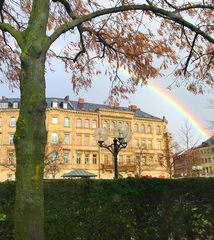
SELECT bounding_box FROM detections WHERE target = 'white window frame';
[13,102,18,109]
[51,133,58,144]
[51,117,58,124]
[63,102,68,109]
[92,154,97,164]
[64,117,70,127]
[8,152,14,165]
[76,153,81,164]
[76,119,82,128]
[84,119,89,128]
[64,133,69,145]
[52,102,58,108]
[9,134,14,144]
[92,120,97,129]
[63,152,69,164]
[10,117,16,127]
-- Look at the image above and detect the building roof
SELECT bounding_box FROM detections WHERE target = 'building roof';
[0,97,162,120]
[197,135,214,148]
[62,169,97,178]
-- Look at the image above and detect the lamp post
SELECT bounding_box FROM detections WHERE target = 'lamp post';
[192,165,203,177]
[94,124,131,179]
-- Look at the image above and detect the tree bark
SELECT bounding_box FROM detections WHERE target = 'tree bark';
[14,52,47,240]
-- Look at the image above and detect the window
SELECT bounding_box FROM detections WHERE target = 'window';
[63,102,68,109]
[126,155,131,164]
[92,154,97,164]
[51,133,58,144]
[92,120,97,129]
[84,119,89,128]
[8,152,14,165]
[157,141,161,150]
[10,117,16,127]
[51,152,57,163]
[141,124,145,133]
[0,102,8,108]
[63,152,69,164]
[7,174,12,181]
[133,124,138,133]
[76,118,82,128]
[147,125,152,134]
[104,155,109,164]
[84,135,90,145]
[52,117,58,124]
[141,140,146,149]
[85,154,89,164]
[103,120,108,129]
[134,139,139,147]
[76,153,81,164]
[148,140,153,150]
[156,126,161,135]
[76,135,82,145]
[64,133,69,145]
[9,134,14,144]
[13,102,18,108]
[111,121,116,130]
[64,117,70,127]
[52,102,58,108]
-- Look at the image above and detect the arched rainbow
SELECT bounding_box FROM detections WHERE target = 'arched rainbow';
[116,67,211,140]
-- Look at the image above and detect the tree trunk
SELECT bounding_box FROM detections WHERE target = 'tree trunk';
[14,52,47,240]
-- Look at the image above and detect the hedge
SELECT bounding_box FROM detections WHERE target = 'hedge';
[0,178,214,240]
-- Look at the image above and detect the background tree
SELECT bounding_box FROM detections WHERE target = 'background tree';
[178,120,200,151]
[207,99,214,133]
[44,141,64,179]
[0,1,213,239]
[158,132,174,178]
[134,143,150,177]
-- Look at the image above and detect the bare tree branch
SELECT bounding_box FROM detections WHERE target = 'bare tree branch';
[48,4,214,46]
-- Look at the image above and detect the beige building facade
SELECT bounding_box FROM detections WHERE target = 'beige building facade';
[0,97,173,181]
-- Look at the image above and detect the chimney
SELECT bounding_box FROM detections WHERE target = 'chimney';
[129,105,137,110]
[114,102,120,108]
[78,98,85,103]
[64,95,70,101]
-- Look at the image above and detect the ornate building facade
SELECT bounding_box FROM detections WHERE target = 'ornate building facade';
[0,97,173,181]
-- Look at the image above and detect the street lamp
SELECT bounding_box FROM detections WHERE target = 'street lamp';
[192,165,203,177]
[94,124,131,179]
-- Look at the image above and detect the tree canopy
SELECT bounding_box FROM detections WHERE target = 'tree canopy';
[0,0,213,101]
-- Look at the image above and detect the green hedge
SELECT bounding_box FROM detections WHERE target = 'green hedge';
[1,178,214,240]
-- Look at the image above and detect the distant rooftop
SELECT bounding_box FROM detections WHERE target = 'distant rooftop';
[0,96,164,120]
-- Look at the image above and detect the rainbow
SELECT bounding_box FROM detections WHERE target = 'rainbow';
[116,67,211,140]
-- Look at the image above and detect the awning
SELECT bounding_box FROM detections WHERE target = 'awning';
[62,169,97,178]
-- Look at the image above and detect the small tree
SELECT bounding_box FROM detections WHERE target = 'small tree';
[134,144,150,177]
[44,141,64,179]
[158,132,174,178]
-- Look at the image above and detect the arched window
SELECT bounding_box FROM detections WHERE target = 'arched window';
[92,120,97,129]
[103,120,108,129]
[156,126,161,135]
[76,118,82,128]
[84,119,89,128]
[141,124,145,133]
[64,117,70,127]
[147,125,152,134]
[133,124,138,133]
[10,117,16,127]
[51,133,58,144]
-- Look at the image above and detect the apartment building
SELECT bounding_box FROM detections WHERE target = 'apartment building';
[173,136,214,178]
[0,96,172,181]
